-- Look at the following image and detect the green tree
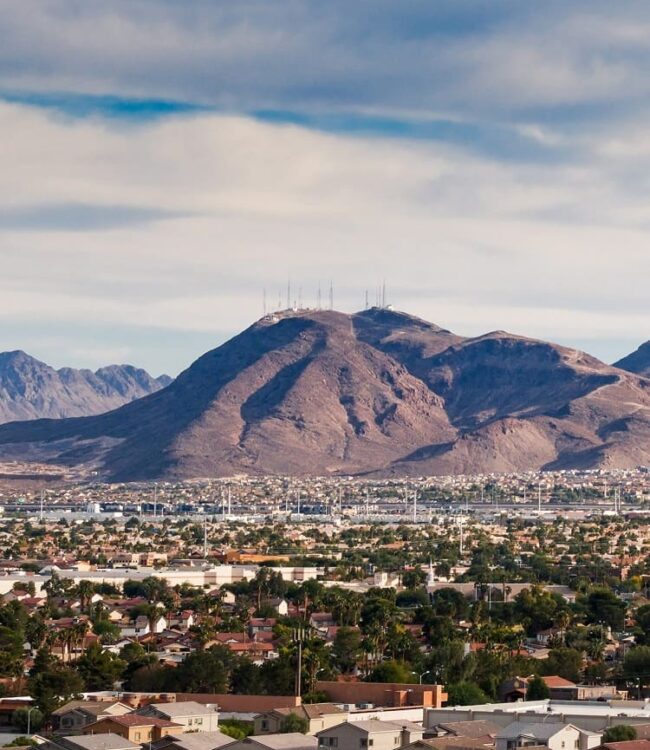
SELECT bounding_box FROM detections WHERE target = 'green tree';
[219,720,253,739]
[279,713,309,734]
[446,681,491,706]
[623,646,650,697]
[542,648,583,683]
[585,589,626,632]
[259,655,296,696]
[526,675,550,700]
[76,643,126,690]
[332,627,362,674]
[28,665,84,717]
[367,660,414,683]
[0,626,25,677]
[230,658,265,695]
[170,645,233,693]
[11,708,43,734]
[603,726,637,743]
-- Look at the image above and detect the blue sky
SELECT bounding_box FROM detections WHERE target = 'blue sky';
[0,1,649,375]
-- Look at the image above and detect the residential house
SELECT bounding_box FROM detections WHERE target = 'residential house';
[137,701,220,733]
[51,700,132,733]
[429,721,500,740]
[498,677,577,703]
[309,613,336,634]
[83,715,181,744]
[150,731,234,750]
[43,733,140,750]
[494,722,600,750]
[267,598,289,616]
[405,739,495,750]
[249,618,276,637]
[254,704,347,735]
[603,742,650,750]
[316,719,424,750]
[223,733,317,750]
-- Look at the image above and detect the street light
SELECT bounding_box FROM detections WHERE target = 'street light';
[26,706,37,737]
[416,670,432,684]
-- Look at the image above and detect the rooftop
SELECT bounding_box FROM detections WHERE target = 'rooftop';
[57,733,140,750]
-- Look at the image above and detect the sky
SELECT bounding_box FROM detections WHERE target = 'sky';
[1,1,649,376]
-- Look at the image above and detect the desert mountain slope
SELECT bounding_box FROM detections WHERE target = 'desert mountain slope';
[0,309,647,480]
[0,351,171,424]
[615,341,650,377]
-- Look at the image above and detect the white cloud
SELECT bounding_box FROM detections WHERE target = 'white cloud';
[0,100,648,373]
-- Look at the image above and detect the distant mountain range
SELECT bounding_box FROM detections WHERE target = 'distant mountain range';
[0,309,647,481]
[615,341,650,377]
[0,350,171,424]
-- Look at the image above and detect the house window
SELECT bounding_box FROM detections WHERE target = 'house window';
[561,743,565,748]
[196,718,203,725]
[62,718,72,727]
[135,733,141,741]
[361,741,368,747]
[262,721,269,730]
[575,742,579,749]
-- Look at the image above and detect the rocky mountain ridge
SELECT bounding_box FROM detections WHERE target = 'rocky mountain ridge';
[0,350,171,424]
[0,309,647,480]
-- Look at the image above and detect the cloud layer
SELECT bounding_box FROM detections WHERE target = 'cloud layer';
[1,3,649,373]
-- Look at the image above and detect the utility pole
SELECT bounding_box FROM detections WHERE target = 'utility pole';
[413,491,417,524]
[292,627,305,697]
[203,515,208,559]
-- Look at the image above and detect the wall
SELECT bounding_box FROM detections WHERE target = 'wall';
[316,682,447,709]
[175,694,301,712]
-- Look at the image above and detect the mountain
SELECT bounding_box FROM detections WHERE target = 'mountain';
[0,308,648,480]
[0,351,172,424]
[614,341,650,377]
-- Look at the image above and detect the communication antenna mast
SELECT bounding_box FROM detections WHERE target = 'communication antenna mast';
[263,288,267,316]
[329,281,334,310]
[365,290,369,310]
[298,286,302,309]
[287,278,291,309]
[382,280,386,308]
[317,282,322,310]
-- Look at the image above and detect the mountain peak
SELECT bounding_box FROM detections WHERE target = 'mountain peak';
[0,310,648,480]
[615,341,650,377]
[0,351,171,424]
